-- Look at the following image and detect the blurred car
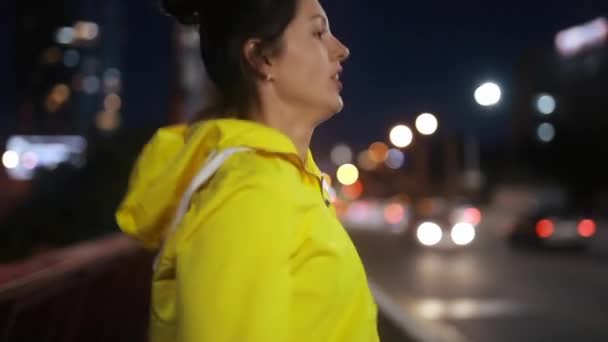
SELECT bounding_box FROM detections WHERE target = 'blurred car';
[338,198,410,234]
[404,196,482,250]
[507,209,597,249]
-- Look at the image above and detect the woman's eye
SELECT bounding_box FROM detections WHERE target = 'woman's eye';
[315,30,326,38]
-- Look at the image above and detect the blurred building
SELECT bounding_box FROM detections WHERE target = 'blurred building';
[510,17,608,211]
[5,0,169,260]
[14,0,125,135]
[170,25,222,124]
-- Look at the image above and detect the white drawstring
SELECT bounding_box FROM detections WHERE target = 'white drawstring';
[153,147,252,270]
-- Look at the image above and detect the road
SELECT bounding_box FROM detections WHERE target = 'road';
[348,213,608,342]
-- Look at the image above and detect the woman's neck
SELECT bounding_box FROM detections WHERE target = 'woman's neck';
[250,104,315,164]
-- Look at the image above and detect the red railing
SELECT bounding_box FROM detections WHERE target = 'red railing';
[0,234,154,342]
[0,233,412,342]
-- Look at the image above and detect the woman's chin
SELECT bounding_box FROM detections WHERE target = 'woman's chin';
[311,96,344,124]
[331,95,344,113]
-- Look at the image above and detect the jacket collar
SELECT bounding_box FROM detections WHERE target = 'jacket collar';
[190,118,323,178]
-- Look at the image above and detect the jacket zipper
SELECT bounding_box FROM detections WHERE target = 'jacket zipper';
[318,176,331,207]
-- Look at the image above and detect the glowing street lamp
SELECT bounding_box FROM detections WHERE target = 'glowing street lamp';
[336,163,359,186]
[474,82,502,107]
[389,125,413,148]
[415,113,439,136]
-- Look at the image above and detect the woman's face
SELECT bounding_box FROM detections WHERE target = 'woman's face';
[270,0,350,124]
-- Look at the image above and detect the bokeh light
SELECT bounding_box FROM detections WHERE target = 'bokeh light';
[21,152,39,170]
[578,219,596,238]
[389,125,413,148]
[415,113,439,135]
[83,76,101,94]
[330,144,353,166]
[56,27,75,45]
[342,180,364,200]
[51,84,71,104]
[536,94,556,115]
[104,93,122,112]
[384,203,405,224]
[368,142,389,163]
[63,49,80,68]
[417,222,443,246]
[96,110,122,132]
[474,82,502,106]
[385,149,405,169]
[357,150,377,171]
[104,68,122,93]
[537,122,555,143]
[75,21,99,41]
[336,163,359,186]
[451,223,476,246]
[2,150,20,169]
[536,219,555,238]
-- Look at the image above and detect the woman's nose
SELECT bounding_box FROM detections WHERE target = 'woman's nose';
[334,38,350,62]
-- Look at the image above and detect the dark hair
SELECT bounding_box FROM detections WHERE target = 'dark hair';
[161,0,299,119]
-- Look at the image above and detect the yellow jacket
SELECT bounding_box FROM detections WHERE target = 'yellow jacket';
[116,118,379,342]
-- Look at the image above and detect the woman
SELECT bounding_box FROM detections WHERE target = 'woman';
[116,0,379,341]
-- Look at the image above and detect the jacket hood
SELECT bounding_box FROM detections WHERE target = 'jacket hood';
[115,118,322,248]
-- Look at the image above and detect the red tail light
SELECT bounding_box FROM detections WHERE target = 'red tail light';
[577,219,596,238]
[463,207,482,225]
[384,203,405,225]
[536,219,554,239]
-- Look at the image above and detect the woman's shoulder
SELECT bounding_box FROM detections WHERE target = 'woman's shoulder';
[187,150,301,215]
[213,150,301,189]
[181,150,301,241]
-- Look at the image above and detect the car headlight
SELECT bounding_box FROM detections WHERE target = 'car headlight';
[451,222,476,246]
[417,222,443,246]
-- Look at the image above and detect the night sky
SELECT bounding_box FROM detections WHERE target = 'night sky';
[124,0,607,150]
[1,1,16,136]
[6,0,608,149]
[317,0,607,149]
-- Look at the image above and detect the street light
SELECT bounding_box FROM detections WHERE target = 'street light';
[389,125,413,148]
[368,142,389,163]
[2,150,19,169]
[385,149,405,169]
[336,163,359,186]
[357,150,377,171]
[535,94,556,115]
[474,82,502,106]
[415,113,439,136]
[537,122,555,143]
[330,144,353,166]
[555,17,608,57]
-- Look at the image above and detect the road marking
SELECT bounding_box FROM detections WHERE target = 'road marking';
[399,297,526,321]
[370,281,470,342]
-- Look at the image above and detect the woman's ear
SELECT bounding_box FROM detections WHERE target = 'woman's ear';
[243,38,273,80]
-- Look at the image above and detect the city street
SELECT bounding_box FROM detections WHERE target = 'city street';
[349,212,608,342]
[4,2,608,341]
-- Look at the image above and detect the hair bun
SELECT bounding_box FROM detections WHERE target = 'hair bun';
[161,0,201,26]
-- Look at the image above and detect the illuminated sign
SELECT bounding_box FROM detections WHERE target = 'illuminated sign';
[2,135,87,180]
[555,17,608,57]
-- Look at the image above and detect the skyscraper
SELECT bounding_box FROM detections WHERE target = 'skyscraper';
[14,0,126,135]
[510,19,608,208]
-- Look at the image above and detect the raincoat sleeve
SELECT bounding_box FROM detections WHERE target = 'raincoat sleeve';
[176,179,293,342]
